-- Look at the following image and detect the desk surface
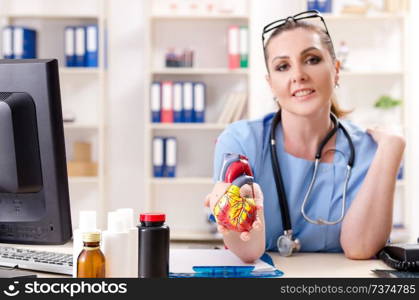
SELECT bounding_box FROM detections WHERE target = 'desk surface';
[1,242,389,278]
[269,252,388,278]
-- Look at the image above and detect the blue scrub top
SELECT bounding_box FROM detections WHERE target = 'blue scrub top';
[213,112,377,252]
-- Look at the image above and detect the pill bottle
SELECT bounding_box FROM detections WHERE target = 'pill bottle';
[137,213,169,278]
[77,232,105,278]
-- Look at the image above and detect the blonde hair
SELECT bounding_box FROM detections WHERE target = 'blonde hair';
[264,20,349,118]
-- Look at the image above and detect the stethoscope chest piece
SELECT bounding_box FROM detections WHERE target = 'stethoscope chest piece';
[276,230,301,257]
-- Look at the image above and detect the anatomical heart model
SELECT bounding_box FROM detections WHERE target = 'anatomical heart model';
[213,153,257,232]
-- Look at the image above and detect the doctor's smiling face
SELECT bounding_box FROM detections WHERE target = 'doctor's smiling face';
[265,25,340,118]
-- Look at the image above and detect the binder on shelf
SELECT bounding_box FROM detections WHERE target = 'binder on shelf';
[161,81,174,123]
[75,26,86,67]
[153,137,165,177]
[164,137,177,177]
[193,82,205,123]
[183,81,194,122]
[14,27,37,59]
[4,26,37,59]
[150,82,161,123]
[228,26,240,69]
[307,0,332,13]
[239,26,248,68]
[173,82,184,123]
[2,26,13,59]
[64,26,76,67]
[85,25,98,67]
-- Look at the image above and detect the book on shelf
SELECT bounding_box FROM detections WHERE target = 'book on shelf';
[216,93,235,124]
[231,92,247,122]
[217,92,247,124]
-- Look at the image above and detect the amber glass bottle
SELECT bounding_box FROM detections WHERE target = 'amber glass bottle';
[77,232,106,278]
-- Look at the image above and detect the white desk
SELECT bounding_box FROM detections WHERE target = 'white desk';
[1,242,389,278]
[269,252,389,277]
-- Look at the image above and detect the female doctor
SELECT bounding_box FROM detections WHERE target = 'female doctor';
[204,11,405,263]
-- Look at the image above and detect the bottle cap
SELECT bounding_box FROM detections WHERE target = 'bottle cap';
[79,211,97,231]
[82,231,101,243]
[116,208,134,229]
[140,213,165,222]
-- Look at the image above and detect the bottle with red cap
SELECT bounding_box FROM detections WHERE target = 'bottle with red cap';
[137,213,170,278]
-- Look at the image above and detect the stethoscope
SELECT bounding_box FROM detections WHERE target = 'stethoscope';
[269,110,355,256]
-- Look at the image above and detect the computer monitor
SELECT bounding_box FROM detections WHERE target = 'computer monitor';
[0,59,72,245]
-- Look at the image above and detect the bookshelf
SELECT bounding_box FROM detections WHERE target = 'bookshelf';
[144,0,250,241]
[152,68,249,75]
[150,123,227,130]
[332,14,408,242]
[0,0,108,230]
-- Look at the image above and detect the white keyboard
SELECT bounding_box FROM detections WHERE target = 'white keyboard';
[0,246,72,275]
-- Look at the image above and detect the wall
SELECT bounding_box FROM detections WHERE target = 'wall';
[106,0,148,214]
[248,0,303,119]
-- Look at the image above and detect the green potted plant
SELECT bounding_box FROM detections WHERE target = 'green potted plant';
[373,95,402,128]
[374,95,402,109]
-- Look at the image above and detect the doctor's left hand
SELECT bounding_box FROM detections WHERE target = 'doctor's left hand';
[204,182,265,242]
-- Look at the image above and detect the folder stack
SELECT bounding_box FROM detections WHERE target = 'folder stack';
[228,25,248,69]
[2,26,37,59]
[307,0,332,13]
[153,137,177,178]
[65,25,99,67]
[150,81,206,123]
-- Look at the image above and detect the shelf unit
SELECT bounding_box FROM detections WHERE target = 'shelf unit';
[144,0,250,241]
[0,0,108,230]
[150,123,228,130]
[150,177,214,185]
[152,68,249,75]
[302,6,410,241]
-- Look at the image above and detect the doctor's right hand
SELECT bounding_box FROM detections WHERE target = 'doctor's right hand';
[204,182,264,242]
